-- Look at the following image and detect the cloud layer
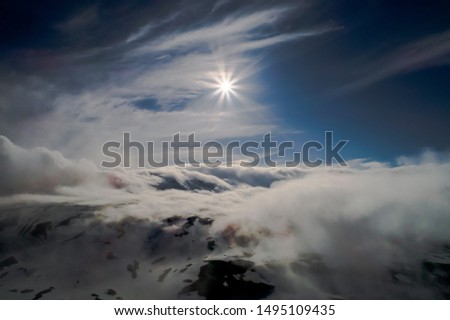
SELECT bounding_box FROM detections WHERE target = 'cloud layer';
[0,3,328,161]
[0,136,98,195]
[0,137,449,299]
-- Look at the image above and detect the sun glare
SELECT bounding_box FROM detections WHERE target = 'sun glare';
[213,73,238,104]
[220,79,233,93]
[206,62,249,106]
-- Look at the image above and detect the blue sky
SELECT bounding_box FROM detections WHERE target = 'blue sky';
[0,0,449,164]
[255,1,450,161]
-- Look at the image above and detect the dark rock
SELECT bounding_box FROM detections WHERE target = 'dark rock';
[180,260,274,299]
[207,239,215,251]
[164,216,182,225]
[33,287,55,300]
[30,222,52,239]
[154,175,224,193]
[183,216,197,228]
[105,289,117,296]
[56,214,82,227]
[179,264,192,273]
[20,289,34,294]
[61,231,86,244]
[158,268,172,282]
[91,293,101,300]
[422,259,450,288]
[0,256,18,270]
[174,230,189,237]
[127,261,139,279]
[198,217,214,225]
[151,257,166,265]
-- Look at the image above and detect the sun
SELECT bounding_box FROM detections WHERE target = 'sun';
[219,79,233,93]
[214,75,237,103]
[206,62,245,105]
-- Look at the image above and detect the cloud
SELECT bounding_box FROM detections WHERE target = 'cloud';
[56,5,99,34]
[122,6,331,108]
[0,4,326,160]
[340,29,450,92]
[193,166,307,187]
[207,162,450,298]
[135,8,292,53]
[1,139,449,298]
[0,135,98,195]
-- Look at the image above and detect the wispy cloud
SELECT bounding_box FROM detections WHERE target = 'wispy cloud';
[340,30,450,92]
[135,8,290,53]
[0,4,329,160]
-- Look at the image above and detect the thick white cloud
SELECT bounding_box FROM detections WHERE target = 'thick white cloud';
[208,161,450,297]
[0,139,449,299]
[0,136,98,195]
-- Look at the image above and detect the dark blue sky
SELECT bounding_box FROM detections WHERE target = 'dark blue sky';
[256,1,450,161]
[0,0,449,163]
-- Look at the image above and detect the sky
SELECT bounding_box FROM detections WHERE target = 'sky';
[1,0,450,164]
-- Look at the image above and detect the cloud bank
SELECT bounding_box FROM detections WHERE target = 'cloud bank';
[0,136,98,195]
[0,137,449,299]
